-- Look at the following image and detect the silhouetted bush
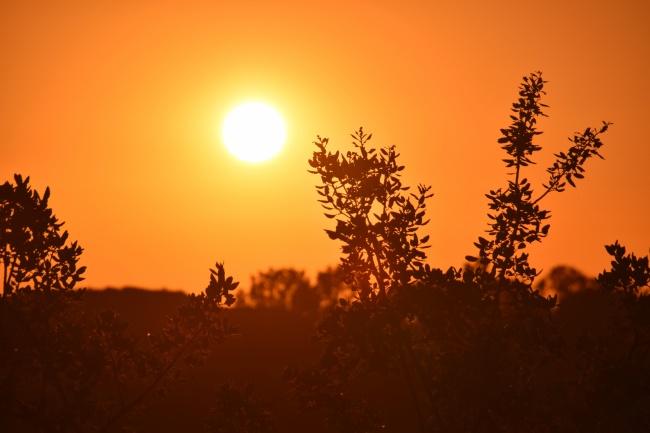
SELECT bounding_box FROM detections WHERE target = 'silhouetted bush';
[0,175,240,432]
[287,71,649,432]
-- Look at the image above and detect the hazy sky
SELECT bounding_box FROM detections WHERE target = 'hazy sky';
[1,0,648,292]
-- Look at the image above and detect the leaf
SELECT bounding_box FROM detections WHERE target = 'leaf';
[566,174,576,187]
[605,243,617,255]
[465,255,478,262]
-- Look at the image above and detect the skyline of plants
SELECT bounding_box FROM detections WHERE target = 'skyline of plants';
[1,71,648,432]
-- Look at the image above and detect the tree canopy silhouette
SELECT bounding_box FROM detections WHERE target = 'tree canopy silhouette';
[237,266,350,319]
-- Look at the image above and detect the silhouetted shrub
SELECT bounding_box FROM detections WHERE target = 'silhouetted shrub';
[286,72,649,432]
[0,175,240,432]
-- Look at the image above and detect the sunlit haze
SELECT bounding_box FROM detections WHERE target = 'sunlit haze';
[1,0,648,292]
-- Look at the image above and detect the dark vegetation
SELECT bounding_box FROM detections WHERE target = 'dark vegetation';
[1,72,649,432]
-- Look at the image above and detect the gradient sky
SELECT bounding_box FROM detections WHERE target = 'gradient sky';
[1,0,648,292]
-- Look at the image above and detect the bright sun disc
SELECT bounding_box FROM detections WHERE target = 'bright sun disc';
[222,102,286,162]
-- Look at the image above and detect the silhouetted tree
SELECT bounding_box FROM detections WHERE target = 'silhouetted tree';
[287,71,634,432]
[244,268,312,311]
[238,266,351,319]
[536,265,599,300]
[0,175,240,433]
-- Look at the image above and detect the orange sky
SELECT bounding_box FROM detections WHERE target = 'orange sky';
[1,0,648,292]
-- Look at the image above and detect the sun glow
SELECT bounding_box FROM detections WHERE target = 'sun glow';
[222,102,286,162]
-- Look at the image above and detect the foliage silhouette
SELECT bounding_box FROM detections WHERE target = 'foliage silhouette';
[1,174,85,296]
[535,265,600,299]
[237,266,351,319]
[286,71,649,432]
[243,268,312,311]
[587,242,650,431]
[0,175,240,432]
[3,71,649,433]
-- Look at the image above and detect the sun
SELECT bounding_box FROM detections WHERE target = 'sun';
[222,102,286,162]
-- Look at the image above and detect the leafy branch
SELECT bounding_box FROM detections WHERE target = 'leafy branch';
[308,127,433,302]
[467,72,611,287]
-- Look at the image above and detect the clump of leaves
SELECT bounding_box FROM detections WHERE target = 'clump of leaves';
[1,174,85,295]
